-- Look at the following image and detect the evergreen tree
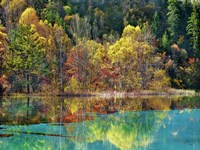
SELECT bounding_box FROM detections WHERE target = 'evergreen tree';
[162,31,170,51]
[167,0,180,42]
[151,11,159,37]
[187,2,200,58]
[5,25,47,93]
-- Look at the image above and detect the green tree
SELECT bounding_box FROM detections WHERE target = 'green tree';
[41,1,63,26]
[5,25,46,93]
[167,0,180,42]
[151,11,159,37]
[187,2,200,58]
[162,31,170,51]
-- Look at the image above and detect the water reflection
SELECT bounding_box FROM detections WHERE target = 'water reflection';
[64,111,168,150]
[1,96,200,125]
[0,96,200,149]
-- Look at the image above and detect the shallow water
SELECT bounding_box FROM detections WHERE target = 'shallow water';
[0,96,200,150]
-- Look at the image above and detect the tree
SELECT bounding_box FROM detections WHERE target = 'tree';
[108,25,155,90]
[36,20,72,93]
[149,70,170,91]
[151,11,159,37]
[53,24,71,92]
[162,31,170,51]
[187,2,200,58]
[19,7,39,27]
[185,2,200,89]
[31,0,48,16]
[66,39,106,91]
[0,0,27,30]
[0,23,9,94]
[41,1,63,26]
[5,25,46,93]
[108,24,170,91]
[0,23,8,75]
[167,0,180,42]
[69,14,91,89]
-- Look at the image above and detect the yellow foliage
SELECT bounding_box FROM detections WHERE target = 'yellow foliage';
[19,7,39,26]
[149,70,170,91]
[65,77,81,92]
[122,24,135,37]
[107,124,137,150]
[86,40,105,65]
[107,24,156,90]
[135,25,141,32]
[0,24,8,52]
[69,102,79,114]
[0,0,6,6]
[8,0,27,13]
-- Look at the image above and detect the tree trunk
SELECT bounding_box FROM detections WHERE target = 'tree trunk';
[59,44,64,93]
[26,72,30,94]
[26,97,30,123]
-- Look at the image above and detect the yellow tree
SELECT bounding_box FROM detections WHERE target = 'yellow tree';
[84,40,105,90]
[0,23,8,73]
[0,23,9,94]
[108,25,170,91]
[108,25,154,90]
[0,0,27,30]
[19,7,39,27]
[53,24,71,92]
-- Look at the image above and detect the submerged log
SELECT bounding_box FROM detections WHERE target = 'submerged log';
[2,130,72,138]
[0,134,14,138]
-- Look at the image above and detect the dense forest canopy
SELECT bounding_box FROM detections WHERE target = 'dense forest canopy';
[0,0,199,94]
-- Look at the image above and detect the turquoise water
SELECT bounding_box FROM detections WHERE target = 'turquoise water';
[0,97,200,150]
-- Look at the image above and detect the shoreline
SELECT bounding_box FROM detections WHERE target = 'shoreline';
[2,89,197,98]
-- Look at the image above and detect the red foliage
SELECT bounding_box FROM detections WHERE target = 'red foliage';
[188,57,196,64]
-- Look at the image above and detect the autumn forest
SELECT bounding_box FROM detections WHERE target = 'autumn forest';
[0,0,200,95]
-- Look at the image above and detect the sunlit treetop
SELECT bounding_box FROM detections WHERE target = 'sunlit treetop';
[19,7,39,26]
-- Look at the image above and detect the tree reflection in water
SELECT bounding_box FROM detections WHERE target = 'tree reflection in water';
[0,96,200,149]
[65,111,168,150]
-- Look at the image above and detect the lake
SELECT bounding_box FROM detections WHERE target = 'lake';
[0,96,200,150]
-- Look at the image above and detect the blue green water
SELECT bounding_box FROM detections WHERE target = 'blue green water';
[0,96,200,150]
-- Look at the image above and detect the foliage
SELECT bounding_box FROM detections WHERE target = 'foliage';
[65,76,81,93]
[5,25,46,93]
[19,7,39,26]
[108,25,166,91]
[162,31,170,51]
[149,70,171,91]
[151,11,159,37]
[167,0,180,42]
[0,0,200,92]
[0,23,8,73]
[187,2,200,58]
